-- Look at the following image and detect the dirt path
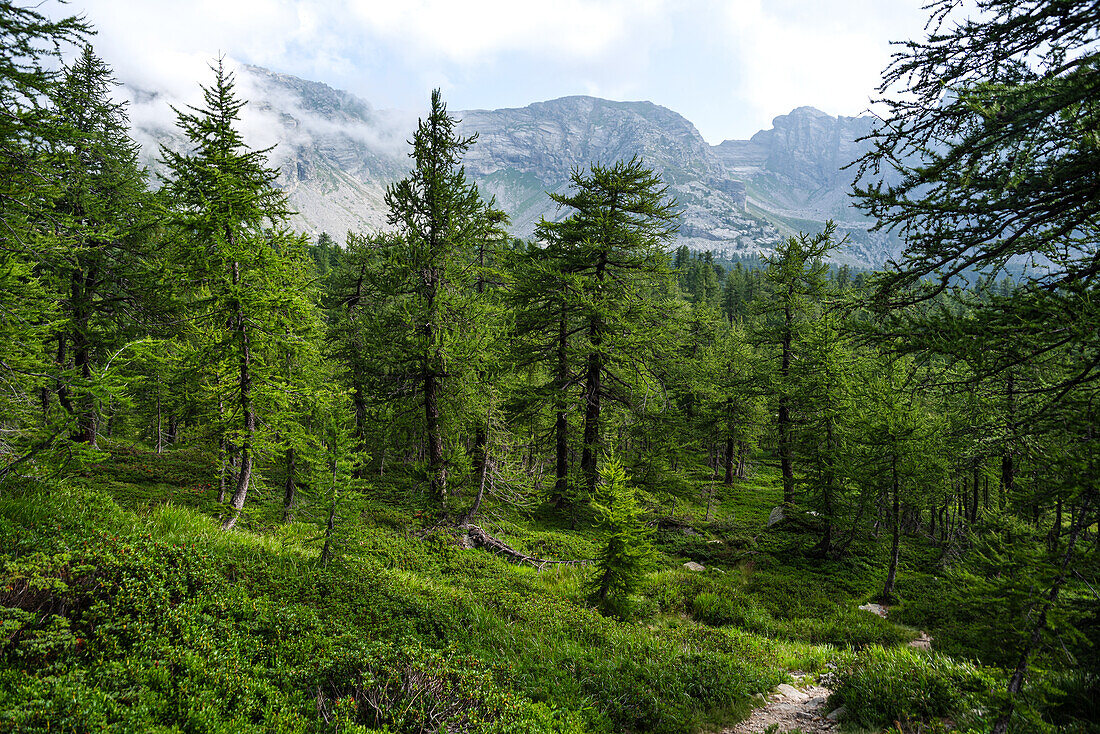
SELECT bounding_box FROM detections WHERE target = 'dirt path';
[724,673,841,734]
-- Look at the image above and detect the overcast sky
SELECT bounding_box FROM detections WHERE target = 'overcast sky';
[55,0,932,143]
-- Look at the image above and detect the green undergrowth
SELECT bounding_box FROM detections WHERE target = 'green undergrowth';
[830,646,998,731]
[0,445,1016,733]
[0,477,787,733]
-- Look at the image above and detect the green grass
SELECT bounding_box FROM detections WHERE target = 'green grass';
[0,443,1016,733]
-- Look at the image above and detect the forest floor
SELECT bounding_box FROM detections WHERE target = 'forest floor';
[0,442,1020,733]
[724,672,838,733]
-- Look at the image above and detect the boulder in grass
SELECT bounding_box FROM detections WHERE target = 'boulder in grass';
[683,561,706,572]
[767,506,785,527]
[858,602,889,617]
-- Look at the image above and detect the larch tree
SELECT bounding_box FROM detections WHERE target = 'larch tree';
[536,157,679,497]
[45,45,154,446]
[160,59,313,531]
[855,2,1100,726]
[508,240,586,513]
[382,88,504,516]
[754,223,843,504]
[0,1,87,472]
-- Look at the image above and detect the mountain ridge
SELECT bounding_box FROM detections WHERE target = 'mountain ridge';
[129,65,897,266]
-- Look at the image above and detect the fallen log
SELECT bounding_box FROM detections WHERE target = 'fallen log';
[459,523,591,571]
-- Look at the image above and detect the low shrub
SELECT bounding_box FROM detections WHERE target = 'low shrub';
[829,645,997,729]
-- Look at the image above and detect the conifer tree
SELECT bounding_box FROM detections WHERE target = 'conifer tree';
[161,59,313,530]
[857,4,1100,724]
[755,223,844,504]
[382,89,504,515]
[791,313,854,557]
[44,45,153,446]
[536,157,678,496]
[589,454,653,609]
[0,2,87,471]
[508,240,586,513]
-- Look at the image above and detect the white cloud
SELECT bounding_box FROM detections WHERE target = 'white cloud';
[55,0,933,144]
[718,0,928,130]
[344,0,661,63]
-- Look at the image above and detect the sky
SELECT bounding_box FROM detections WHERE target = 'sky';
[54,0,932,144]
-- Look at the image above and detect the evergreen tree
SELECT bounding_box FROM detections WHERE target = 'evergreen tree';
[160,59,314,530]
[588,454,653,610]
[754,223,844,504]
[0,1,87,472]
[790,313,854,557]
[44,45,154,445]
[507,241,585,513]
[856,3,1100,725]
[536,157,678,496]
[381,89,504,515]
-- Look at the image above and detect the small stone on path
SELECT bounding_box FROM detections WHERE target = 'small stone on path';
[776,683,807,700]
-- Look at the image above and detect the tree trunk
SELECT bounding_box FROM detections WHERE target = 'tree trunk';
[991,491,1094,734]
[155,381,163,455]
[72,267,98,445]
[319,463,339,566]
[723,431,735,486]
[352,380,368,478]
[813,418,836,558]
[554,311,570,509]
[217,396,227,503]
[581,254,607,497]
[778,299,794,503]
[462,407,491,524]
[971,462,980,524]
[581,346,602,496]
[1001,370,1016,500]
[882,455,901,601]
[223,259,255,531]
[425,367,446,511]
[283,445,297,522]
[423,266,447,513]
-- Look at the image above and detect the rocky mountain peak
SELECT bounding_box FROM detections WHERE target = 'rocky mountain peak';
[128,65,899,266]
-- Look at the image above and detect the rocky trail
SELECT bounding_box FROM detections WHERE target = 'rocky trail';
[724,673,843,734]
[725,604,933,733]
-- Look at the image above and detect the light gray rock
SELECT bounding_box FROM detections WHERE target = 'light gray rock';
[826,705,847,721]
[683,561,706,572]
[767,506,786,527]
[775,683,807,700]
[858,602,889,617]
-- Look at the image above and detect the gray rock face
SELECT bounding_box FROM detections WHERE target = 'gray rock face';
[456,96,765,250]
[714,106,899,265]
[133,66,902,266]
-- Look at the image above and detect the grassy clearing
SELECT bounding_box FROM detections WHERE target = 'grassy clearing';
[0,443,1016,733]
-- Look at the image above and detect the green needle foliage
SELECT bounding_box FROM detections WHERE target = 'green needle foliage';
[160,59,316,531]
[381,88,505,516]
[536,157,679,497]
[588,454,653,612]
